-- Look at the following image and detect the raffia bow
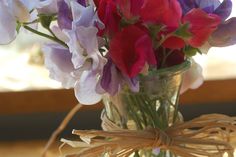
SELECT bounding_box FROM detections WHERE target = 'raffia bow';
[60,114,236,157]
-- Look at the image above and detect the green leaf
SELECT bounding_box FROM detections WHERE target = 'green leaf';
[174,23,192,39]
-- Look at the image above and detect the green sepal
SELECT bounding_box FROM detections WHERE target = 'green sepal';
[16,21,21,33]
[183,46,199,57]
[174,23,192,39]
[38,14,55,29]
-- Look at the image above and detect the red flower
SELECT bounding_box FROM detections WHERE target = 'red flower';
[163,36,186,49]
[183,8,221,47]
[115,0,144,20]
[140,0,182,27]
[110,25,157,77]
[163,9,221,49]
[97,0,121,36]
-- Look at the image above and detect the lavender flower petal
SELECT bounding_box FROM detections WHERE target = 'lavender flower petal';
[214,0,232,21]
[209,17,236,47]
[74,71,102,105]
[42,43,76,88]
[178,0,221,14]
[100,59,121,95]
[37,0,58,14]
[0,2,16,44]
[77,0,87,7]
[100,59,139,95]
[178,0,198,14]
[58,0,72,29]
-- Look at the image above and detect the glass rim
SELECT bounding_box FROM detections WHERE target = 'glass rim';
[141,59,192,77]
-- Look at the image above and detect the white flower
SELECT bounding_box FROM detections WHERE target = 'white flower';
[181,59,204,94]
[0,0,31,44]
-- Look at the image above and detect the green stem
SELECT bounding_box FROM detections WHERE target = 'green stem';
[22,19,39,25]
[172,78,183,124]
[161,49,174,68]
[125,95,143,130]
[23,25,68,48]
[131,95,148,126]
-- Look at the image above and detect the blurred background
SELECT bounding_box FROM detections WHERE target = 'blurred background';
[1,2,236,157]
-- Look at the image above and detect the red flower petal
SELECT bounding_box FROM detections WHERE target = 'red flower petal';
[162,0,182,28]
[110,25,156,77]
[163,36,186,49]
[97,0,121,36]
[183,9,221,47]
[140,0,182,27]
[115,0,144,20]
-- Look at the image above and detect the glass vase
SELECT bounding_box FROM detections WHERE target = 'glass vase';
[102,60,191,157]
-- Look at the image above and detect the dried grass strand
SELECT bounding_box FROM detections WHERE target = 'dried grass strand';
[42,103,82,157]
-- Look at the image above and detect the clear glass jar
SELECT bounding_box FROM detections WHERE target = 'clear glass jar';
[102,60,191,157]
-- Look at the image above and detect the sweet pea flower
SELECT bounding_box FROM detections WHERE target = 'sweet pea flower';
[178,0,232,20]
[42,44,77,89]
[140,0,182,28]
[180,59,204,94]
[109,25,157,78]
[99,59,139,95]
[183,8,221,47]
[97,0,121,36]
[0,0,60,44]
[0,0,30,44]
[59,1,106,104]
[37,0,59,14]
[209,17,236,47]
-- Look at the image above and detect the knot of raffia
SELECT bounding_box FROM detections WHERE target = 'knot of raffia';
[153,128,172,148]
[60,114,236,157]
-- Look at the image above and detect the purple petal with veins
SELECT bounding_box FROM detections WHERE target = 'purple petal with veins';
[42,43,76,88]
[57,0,72,29]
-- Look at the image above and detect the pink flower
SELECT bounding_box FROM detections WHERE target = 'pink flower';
[140,0,182,27]
[109,25,157,78]
[183,8,221,47]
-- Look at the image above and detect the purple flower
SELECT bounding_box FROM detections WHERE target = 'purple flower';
[57,0,89,30]
[43,42,106,105]
[57,0,73,30]
[213,0,232,20]
[209,17,236,47]
[42,44,76,88]
[42,0,106,105]
[37,0,58,14]
[100,59,139,96]
[178,0,232,20]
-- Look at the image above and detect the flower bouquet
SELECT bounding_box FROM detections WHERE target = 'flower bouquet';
[1,0,236,157]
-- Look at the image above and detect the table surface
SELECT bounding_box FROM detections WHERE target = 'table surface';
[1,140,236,157]
[0,140,59,157]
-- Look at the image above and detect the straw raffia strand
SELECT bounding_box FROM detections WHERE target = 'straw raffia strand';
[60,114,236,157]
